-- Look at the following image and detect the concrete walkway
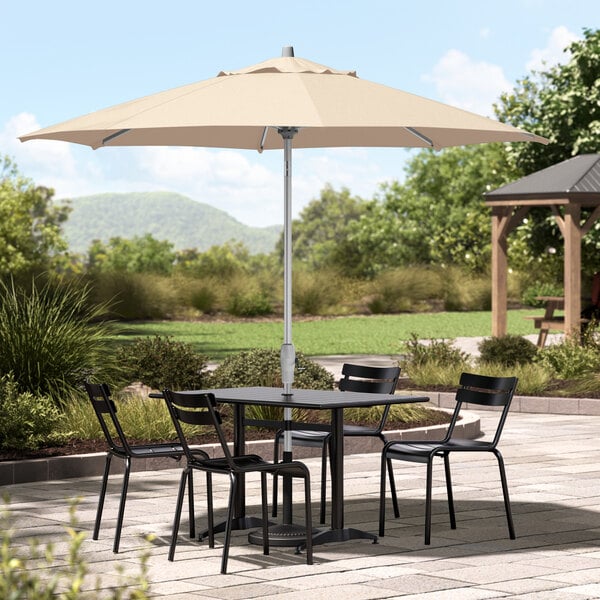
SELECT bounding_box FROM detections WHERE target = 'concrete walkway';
[4,410,600,599]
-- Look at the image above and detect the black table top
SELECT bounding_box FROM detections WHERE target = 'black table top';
[170,386,429,410]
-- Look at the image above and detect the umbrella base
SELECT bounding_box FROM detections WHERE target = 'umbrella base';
[248,523,317,547]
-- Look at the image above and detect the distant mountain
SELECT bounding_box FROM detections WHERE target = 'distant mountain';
[60,192,281,255]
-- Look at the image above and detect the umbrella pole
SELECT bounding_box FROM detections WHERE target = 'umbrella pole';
[250,127,307,547]
[280,127,298,528]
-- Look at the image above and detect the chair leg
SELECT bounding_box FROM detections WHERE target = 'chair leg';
[443,452,456,530]
[206,472,215,548]
[188,468,195,539]
[261,472,269,556]
[93,453,112,541]
[378,450,389,537]
[169,468,189,562]
[113,457,131,554]
[320,440,330,524]
[221,474,237,575]
[425,459,433,545]
[494,449,516,539]
[387,457,400,518]
[272,436,280,518]
[304,474,313,565]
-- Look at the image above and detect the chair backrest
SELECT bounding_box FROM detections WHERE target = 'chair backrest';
[84,381,132,455]
[446,372,518,447]
[163,390,235,468]
[338,364,401,432]
[338,363,400,394]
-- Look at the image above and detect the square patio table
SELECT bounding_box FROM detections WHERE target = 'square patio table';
[171,386,429,549]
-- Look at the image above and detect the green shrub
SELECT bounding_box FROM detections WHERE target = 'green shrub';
[478,335,538,366]
[0,497,151,599]
[208,349,334,422]
[209,348,334,390]
[368,268,441,314]
[0,277,121,404]
[190,285,218,314]
[88,271,176,320]
[521,281,563,307]
[227,290,273,317]
[293,269,342,315]
[535,338,600,379]
[441,268,491,311]
[117,335,209,390]
[402,333,470,369]
[0,374,69,451]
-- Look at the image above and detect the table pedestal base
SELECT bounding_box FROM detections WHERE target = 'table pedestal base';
[248,523,319,547]
[248,525,378,550]
[198,516,268,541]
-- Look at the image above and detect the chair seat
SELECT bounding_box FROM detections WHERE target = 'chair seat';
[193,453,309,478]
[386,438,495,461]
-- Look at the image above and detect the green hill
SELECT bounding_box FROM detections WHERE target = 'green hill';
[60,191,281,254]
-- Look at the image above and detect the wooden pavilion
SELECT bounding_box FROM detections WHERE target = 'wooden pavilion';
[484,154,600,340]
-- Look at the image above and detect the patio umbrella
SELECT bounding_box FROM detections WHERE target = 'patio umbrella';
[20,46,546,390]
[20,46,547,540]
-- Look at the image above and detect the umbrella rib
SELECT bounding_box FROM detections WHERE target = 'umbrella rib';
[102,129,132,145]
[405,127,434,147]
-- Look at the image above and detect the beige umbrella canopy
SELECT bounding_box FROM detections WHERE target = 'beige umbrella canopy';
[20,50,546,151]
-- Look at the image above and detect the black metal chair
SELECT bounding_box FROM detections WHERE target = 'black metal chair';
[379,372,518,545]
[84,382,207,553]
[162,389,313,574]
[272,363,401,523]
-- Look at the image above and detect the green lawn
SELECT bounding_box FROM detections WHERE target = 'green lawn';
[112,309,542,360]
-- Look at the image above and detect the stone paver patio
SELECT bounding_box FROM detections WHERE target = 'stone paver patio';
[3,409,600,599]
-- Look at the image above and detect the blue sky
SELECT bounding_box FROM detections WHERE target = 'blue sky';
[1,0,597,227]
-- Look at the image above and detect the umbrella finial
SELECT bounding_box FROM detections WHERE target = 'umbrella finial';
[281,46,294,57]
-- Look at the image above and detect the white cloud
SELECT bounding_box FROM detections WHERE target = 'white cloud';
[422,49,512,116]
[1,112,78,177]
[526,26,579,72]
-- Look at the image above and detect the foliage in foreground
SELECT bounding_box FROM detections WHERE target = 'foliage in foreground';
[0,277,120,405]
[1,497,150,599]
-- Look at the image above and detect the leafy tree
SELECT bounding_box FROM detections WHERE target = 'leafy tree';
[175,241,250,278]
[0,156,70,277]
[495,28,600,279]
[347,144,518,276]
[277,185,368,271]
[496,27,600,174]
[87,233,176,275]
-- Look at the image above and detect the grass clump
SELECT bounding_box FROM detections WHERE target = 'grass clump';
[0,277,120,405]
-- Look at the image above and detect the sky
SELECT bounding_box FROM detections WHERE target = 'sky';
[1,0,598,227]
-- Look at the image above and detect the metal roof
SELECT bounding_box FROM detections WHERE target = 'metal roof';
[485,154,600,203]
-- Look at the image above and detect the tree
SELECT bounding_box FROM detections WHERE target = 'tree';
[86,234,176,275]
[174,241,251,278]
[495,28,600,279]
[0,156,70,277]
[346,144,518,276]
[277,185,368,271]
[495,28,600,175]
